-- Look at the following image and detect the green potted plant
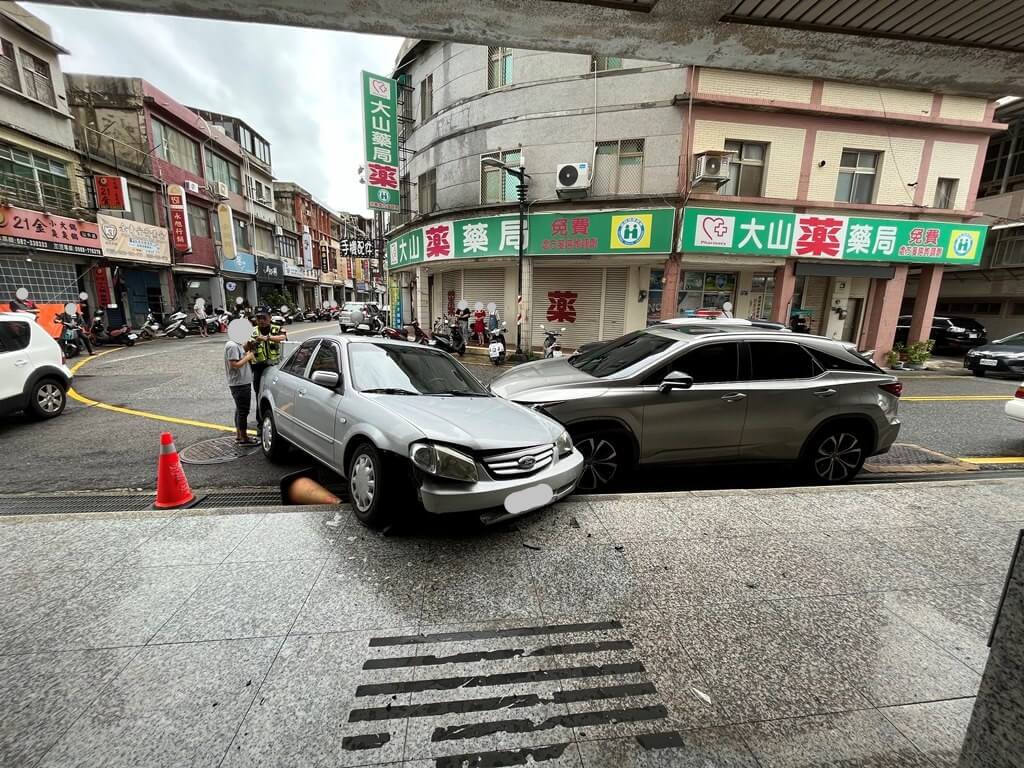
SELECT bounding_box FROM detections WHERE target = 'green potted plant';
[905,339,934,370]
[886,344,905,370]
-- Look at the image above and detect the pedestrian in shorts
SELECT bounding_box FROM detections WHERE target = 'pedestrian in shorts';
[225,336,258,445]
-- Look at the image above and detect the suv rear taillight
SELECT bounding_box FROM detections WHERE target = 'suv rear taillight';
[1015,385,1024,399]
[879,382,903,397]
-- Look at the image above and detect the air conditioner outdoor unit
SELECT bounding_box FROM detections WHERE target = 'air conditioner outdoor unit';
[185,180,200,194]
[274,225,283,236]
[210,180,230,199]
[555,162,591,197]
[692,151,732,187]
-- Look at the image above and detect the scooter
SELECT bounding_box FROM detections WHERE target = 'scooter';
[541,325,565,359]
[90,310,137,346]
[431,317,467,356]
[488,322,508,365]
[54,315,85,358]
[213,307,231,332]
[186,312,219,335]
[404,320,431,346]
[138,310,163,340]
[163,310,189,338]
[349,308,385,336]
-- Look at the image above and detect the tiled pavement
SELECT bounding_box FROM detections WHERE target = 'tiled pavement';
[0,479,1019,767]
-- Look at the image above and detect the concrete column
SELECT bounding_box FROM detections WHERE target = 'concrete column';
[769,259,797,324]
[660,256,681,320]
[862,265,909,365]
[908,265,944,344]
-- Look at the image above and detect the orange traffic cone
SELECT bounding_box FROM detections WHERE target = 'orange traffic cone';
[153,432,201,509]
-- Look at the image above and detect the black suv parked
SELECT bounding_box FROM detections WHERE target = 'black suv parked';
[894,315,987,353]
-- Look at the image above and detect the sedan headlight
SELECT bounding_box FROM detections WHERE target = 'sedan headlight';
[409,442,478,483]
[555,430,573,457]
[948,325,966,333]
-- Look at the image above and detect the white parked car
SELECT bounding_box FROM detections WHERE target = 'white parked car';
[1005,384,1024,424]
[0,312,74,419]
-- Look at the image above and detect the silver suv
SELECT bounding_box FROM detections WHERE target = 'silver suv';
[490,326,901,491]
[258,335,583,527]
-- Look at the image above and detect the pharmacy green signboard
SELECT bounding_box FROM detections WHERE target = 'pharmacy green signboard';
[679,206,986,266]
[388,208,675,268]
[361,71,400,212]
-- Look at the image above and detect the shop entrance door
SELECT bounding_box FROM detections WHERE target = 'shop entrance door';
[842,298,864,343]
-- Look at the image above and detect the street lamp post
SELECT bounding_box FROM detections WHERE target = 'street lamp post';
[481,157,529,361]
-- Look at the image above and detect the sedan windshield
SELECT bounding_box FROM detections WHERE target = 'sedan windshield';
[569,330,676,378]
[350,343,489,395]
[996,332,1024,345]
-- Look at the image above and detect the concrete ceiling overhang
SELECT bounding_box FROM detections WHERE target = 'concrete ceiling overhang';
[36,0,1024,97]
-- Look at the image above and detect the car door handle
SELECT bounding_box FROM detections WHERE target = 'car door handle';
[338,416,347,424]
[813,388,837,398]
[14,359,28,367]
[721,393,747,403]
[298,388,306,397]
[272,377,279,385]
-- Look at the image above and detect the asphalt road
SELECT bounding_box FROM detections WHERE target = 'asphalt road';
[2,328,1023,496]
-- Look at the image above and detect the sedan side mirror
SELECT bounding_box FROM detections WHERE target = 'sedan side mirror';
[310,370,340,389]
[659,370,693,393]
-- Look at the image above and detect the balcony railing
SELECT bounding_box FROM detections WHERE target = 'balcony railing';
[0,171,76,215]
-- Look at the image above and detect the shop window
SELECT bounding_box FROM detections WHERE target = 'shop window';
[19,49,55,107]
[933,177,959,209]
[186,202,210,238]
[481,149,522,203]
[593,139,644,195]
[420,74,433,122]
[487,46,513,89]
[126,186,156,225]
[722,140,766,197]
[835,149,879,204]
[677,271,736,316]
[151,119,201,175]
[418,169,436,214]
[748,272,776,320]
[591,54,622,72]
[204,148,242,194]
[646,268,664,325]
[0,141,73,212]
[0,38,19,91]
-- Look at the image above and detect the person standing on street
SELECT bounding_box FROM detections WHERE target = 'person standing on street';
[250,306,287,432]
[225,334,258,445]
[195,301,209,337]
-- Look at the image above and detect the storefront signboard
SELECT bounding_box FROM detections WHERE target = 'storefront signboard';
[93,175,130,211]
[388,208,675,268]
[167,184,191,252]
[361,71,400,212]
[0,205,102,257]
[97,214,171,265]
[257,255,283,281]
[679,207,986,265]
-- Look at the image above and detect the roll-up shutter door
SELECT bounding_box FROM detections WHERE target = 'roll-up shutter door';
[531,266,604,351]
[461,267,507,313]
[602,267,628,341]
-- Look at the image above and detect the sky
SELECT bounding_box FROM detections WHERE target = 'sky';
[23,3,404,215]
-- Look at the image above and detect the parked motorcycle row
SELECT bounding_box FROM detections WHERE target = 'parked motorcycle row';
[343,308,512,365]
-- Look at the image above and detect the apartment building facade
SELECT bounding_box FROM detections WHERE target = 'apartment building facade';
[273,181,336,307]
[385,40,996,359]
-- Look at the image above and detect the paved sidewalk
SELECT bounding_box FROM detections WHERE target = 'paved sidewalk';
[0,479,1020,767]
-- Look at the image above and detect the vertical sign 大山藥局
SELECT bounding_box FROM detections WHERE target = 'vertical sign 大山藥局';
[362,71,401,212]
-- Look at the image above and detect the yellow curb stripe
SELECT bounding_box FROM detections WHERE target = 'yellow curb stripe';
[902,395,1012,402]
[959,456,1024,465]
[67,344,245,435]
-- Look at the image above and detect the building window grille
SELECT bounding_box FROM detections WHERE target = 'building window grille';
[592,139,644,195]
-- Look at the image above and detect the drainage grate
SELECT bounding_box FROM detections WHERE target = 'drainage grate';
[180,436,261,465]
[0,487,287,516]
[864,443,971,473]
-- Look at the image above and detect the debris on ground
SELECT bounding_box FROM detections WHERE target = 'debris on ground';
[522,540,542,550]
[691,687,713,705]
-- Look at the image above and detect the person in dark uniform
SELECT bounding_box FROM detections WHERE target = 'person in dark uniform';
[249,306,287,432]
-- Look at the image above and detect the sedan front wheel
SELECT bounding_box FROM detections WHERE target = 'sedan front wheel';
[348,442,394,529]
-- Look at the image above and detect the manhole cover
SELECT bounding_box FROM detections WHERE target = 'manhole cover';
[180,435,261,465]
[864,443,973,473]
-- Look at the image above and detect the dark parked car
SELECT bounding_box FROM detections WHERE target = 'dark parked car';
[964,332,1024,376]
[894,315,986,353]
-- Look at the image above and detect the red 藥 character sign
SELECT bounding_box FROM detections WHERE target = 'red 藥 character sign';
[547,291,578,323]
[367,163,399,190]
[795,216,845,258]
[425,224,452,259]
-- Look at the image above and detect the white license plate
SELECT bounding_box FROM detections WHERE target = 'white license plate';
[504,483,554,515]
[967,333,978,339]
[552,349,563,358]
[981,358,998,367]
[127,333,139,340]
[489,342,503,358]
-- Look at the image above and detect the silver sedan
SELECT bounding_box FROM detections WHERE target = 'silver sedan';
[257,334,583,527]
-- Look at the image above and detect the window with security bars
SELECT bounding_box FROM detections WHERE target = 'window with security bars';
[418,169,436,214]
[487,47,513,89]
[933,177,959,209]
[19,50,55,107]
[591,54,622,72]
[0,39,19,91]
[835,149,879,204]
[592,139,644,195]
[0,141,74,212]
[480,149,522,203]
[0,256,78,302]
[420,74,433,122]
[722,140,766,197]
